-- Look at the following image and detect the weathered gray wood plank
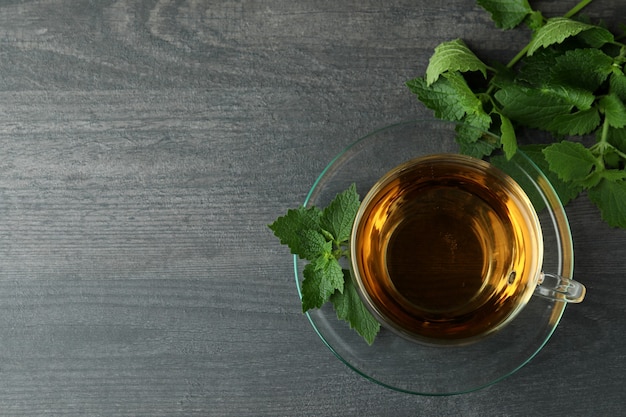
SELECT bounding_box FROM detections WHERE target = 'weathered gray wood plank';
[0,0,623,415]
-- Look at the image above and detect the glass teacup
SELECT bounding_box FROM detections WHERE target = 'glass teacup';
[350,153,585,346]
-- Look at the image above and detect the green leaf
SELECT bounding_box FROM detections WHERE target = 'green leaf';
[454,113,497,158]
[599,169,626,181]
[476,0,533,30]
[426,39,488,85]
[518,48,603,109]
[519,144,583,206]
[547,86,596,111]
[600,94,626,129]
[490,63,516,90]
[268,206,322,259]
[548,107,601,136]
[454,114,497,158]
[298,230,333,261]
[407,76,462,121]
[580,169,626,189]
[528,18,609,55]
[454,113,494,150]
[407,73,485,122]
[441,72,479,102]
[320,183,360,243]
[542,141,597,183]
[611,71,626,101]
[604,150,621,169]
[525,10,544,31]
[301,256,344,312]
[517,48,560,86]
[576,25,615,48]
[588,178,626,228]
[495,84,572,130]
[575,170,602,189]
[330,271,381,345]
[606,126,626,153]
[458,137,499,159]
[552,48,614,92]
[499,113,517,159]
[464,111,493,132]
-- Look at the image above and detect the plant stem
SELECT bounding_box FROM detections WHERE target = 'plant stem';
[564,0,595,19]
[506,44,531,69]
[600,116,610,145]
[591,118,626,163]
[505,0,594,69]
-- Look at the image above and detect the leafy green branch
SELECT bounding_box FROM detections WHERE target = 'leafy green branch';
[268,184,380,344]
[408,0,626,228]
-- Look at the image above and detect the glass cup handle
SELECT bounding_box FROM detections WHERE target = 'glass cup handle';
[534,272,586,303]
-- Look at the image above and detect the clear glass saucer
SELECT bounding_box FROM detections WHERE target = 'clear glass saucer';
[293,119,574,395]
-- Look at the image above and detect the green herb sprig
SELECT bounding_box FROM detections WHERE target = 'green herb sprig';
[269,185,380,344]
[408,0,626,227]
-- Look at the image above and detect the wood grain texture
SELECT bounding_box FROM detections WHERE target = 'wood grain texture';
[0,0,624,415]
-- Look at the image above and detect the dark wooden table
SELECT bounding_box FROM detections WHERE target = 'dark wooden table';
[0,0,624,415]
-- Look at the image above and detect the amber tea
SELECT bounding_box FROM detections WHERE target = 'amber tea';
[350,154,543,345]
